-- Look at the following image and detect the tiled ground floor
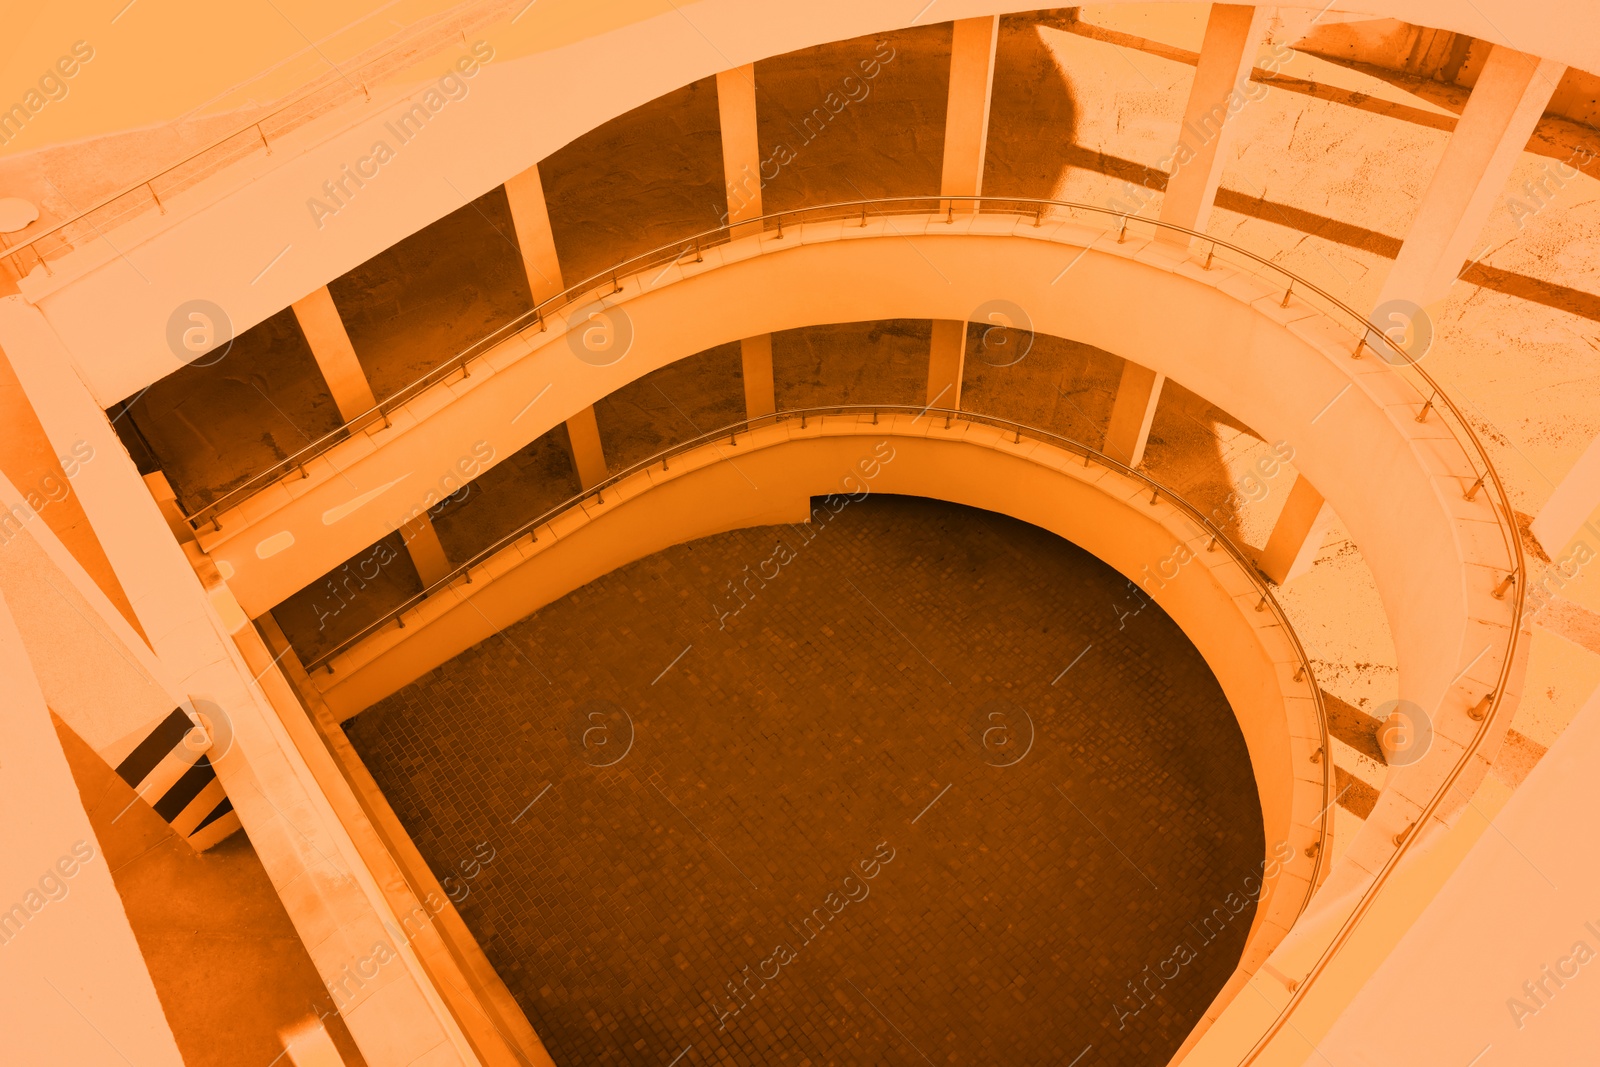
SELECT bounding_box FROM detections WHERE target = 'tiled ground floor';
[348,496,1264,1066]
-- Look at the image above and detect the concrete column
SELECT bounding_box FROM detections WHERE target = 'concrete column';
[142,471,196,545]
[715,69,773,423]
[1156,4,1268,244]
[1258,474,1335,584]
[0,592,187,1067]
[926,319,967,410]
[740,334,776,419]
[0,297,478,1067]
[290,286,377,422]
[716,64,763,236]
[940,16,1000,212]
[399,515,452,587]
[1533,433,1600,555]
[565,407,609,489]
[1377,46,1565,308]
[281,1020,347,1067]
[1103,362,1165,467]
[292,286,452,588]
[504,165,565,304]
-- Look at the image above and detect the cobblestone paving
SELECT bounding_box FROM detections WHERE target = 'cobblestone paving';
[349,495,1264,1066]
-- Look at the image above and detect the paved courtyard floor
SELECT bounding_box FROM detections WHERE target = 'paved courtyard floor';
[348,495,1264,1066]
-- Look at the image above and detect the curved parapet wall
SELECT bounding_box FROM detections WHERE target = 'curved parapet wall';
[307,410,1332,1014]
[206,210,1517,776]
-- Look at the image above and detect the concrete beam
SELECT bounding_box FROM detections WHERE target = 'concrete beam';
[1157,4,1268,243]
[1104,361,1164,468]
[252,617,556,1067]
[716,65,762,236]
[565,406,609,489]
[0,337,140,633]
[0,297,479,1067]
[0,592,186,1067]
[940,16,1000,211]
[1377,46,1565,308]
[504,165,566,304]
[927,319,967,410]
[1532,433,1600,555]
[1258,474,1335,584]
[740,334,776,419]
[290,286,377,422]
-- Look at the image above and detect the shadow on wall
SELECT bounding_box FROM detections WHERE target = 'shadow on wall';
[754,24,953,212]
[540,79,727,285]
[975,13,1296,559]
[983,10,1081,199]
[110,307,343,515]
[326,186,533,403]
[961,331,1121,445]
[593,342,746,475]
[772,320,931,410]
[273,530,424,666]
[428,423,581,564]
[1141,379,1284,554]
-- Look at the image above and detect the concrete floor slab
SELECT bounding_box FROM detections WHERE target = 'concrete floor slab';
[348,495,1264,1066]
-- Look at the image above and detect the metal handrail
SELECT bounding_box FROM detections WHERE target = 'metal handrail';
[303,402,1335,914]
[179,194,1516,590]
[0,0,514,278]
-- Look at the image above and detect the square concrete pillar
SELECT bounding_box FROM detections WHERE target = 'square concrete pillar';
[292,287,455,590]
[740,334,776,419]
[1377,46,1564,309]
[565,406,609,489]
[1258,473,1335,584]
[1156,4,1268,244]
[1103,362,1165,467]
[1532,430,1600,557]
[399,514,453,587]
[717,65,763,236]
[291,286,377,422]
[927,319,968,410]
[940,16,1000,212]
[281,1019,348,1067]
[504,164,566,304]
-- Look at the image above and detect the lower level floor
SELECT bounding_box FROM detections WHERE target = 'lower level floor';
[349,496,1264,1066]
